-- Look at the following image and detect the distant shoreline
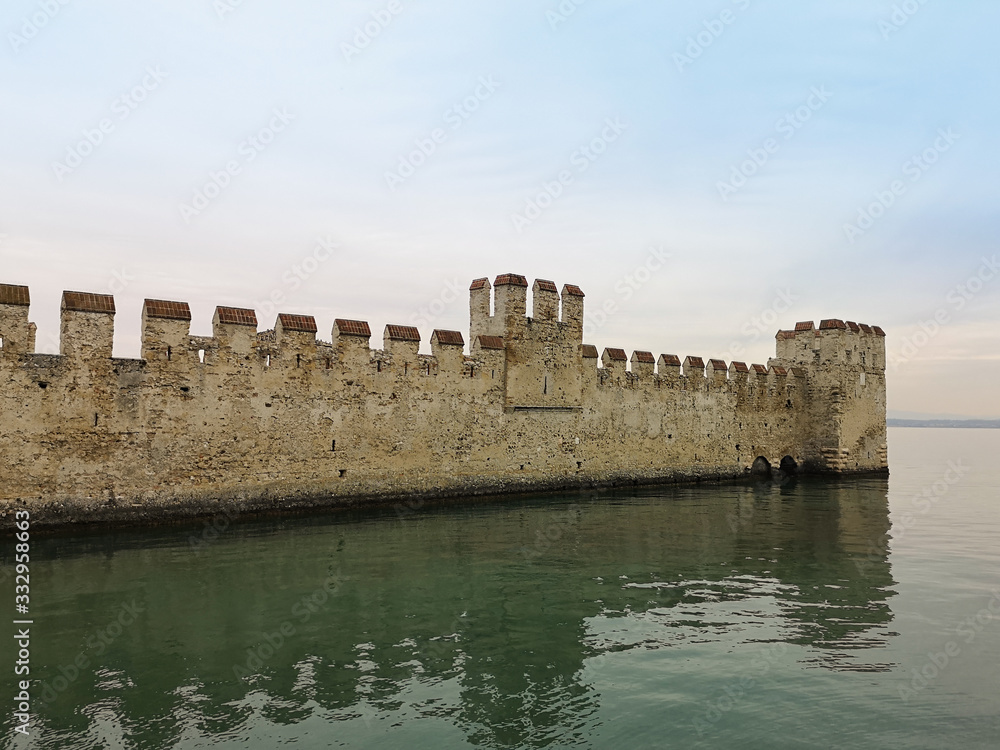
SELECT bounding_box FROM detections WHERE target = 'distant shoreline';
[888,419,1000,429]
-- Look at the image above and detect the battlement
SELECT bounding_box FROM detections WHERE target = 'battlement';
[0,274,888,525]
[1,280,885,396]
[774,318,886,369]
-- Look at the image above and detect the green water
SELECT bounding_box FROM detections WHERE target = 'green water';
[3,428,999,749]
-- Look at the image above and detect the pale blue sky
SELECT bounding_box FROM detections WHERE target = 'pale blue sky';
[1,0,998,416]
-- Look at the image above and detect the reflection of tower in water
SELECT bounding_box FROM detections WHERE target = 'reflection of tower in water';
[22,477,894,748]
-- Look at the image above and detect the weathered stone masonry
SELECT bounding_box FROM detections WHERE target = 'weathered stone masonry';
[0,274,887,526]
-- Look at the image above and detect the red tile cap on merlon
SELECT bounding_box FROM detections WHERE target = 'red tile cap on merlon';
[278,313,318,333]
[846,321,861,332]
[562,284,585,297]
[685,356,705,368]
[633,350,655,364]
[709,359,727,371]
[0,284,30,306]
[730,361,750,373]
[819,319,847,330]
[795,321,815,332]
[433,329,464,346]
[494,273,528,287]
[581,344,599,358]
[776,331,795,340]
[534,279,558,293]
[215,306,257,327]
[771,366,788,375]
[604,347,628,362]
[470,277,489,291]
[63,291,115,314]
[477,335,505,350]
[872,326,886,337]
[659,354,681,367]
[144,299,191,321]
[859,323,873,334]
[335,319,371,337]
[752,364,768,374]
[385,324,420,342]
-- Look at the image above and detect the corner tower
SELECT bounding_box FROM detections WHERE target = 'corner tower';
[772,319,887,472]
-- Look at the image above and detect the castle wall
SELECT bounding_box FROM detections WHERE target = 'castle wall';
[0,276,887,527]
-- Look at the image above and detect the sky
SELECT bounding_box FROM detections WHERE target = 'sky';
[1,0,998,418]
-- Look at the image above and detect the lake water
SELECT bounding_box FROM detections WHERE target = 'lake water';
[3,428,999,749]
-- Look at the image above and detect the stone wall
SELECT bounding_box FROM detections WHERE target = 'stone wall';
[0,277,887,527]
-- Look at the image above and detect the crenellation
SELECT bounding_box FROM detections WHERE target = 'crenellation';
[708,359,727,383]
[602,347,627,370]
[0,273,888,526]
[683,356,705,379]
[333,318,372,369]
[431,329,465,372]
[212,306,258,362]
[384,324,421,366]
[560,284,584,333]
[532,279,559,321]
[142,299,192,365]
[493,273,528,329]
[275,314,318,371]
[658,354,681,378]
[0,283,34,356]
[60,290,115,361]
[469,277,492,342]
[631,350,655,380]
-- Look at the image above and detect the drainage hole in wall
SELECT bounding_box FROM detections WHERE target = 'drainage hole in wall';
[38,381,48,389]
[338,469,347,478]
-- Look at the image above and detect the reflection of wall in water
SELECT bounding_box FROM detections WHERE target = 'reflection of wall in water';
[20,479,894,748]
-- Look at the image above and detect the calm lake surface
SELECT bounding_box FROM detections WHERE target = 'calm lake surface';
[3,428,999,749]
